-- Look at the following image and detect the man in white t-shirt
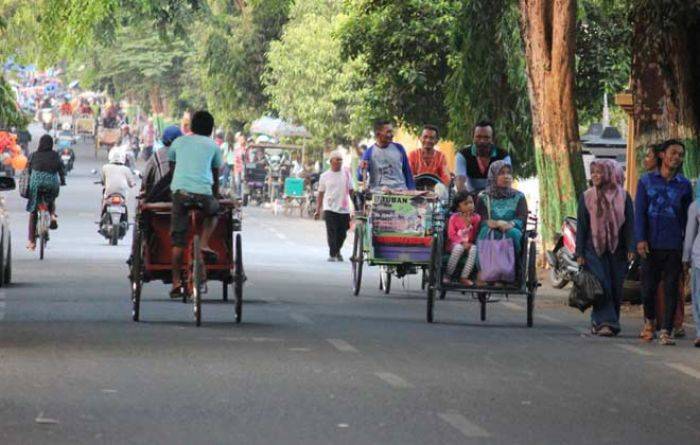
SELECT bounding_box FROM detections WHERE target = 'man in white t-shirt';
[314,150,353,262]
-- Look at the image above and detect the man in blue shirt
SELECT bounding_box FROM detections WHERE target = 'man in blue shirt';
[168,110,223,298]
[358,120,415,191]
[455,121,511,193]
[635,139,693,345]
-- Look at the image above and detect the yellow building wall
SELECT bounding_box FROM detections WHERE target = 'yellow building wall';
[394,127,458,171]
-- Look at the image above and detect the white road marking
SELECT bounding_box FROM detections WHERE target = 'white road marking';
[101,389,118,394]
[276,233,287,240]
[666,363,700,380]
[289,347,312,352]
[35,413,59,425]
[438,412,490,438]
[290,313,313,325]
[616,344,653,356]
[536,313,561,323]
[374,372,413,389]
[501,301,523,311]
[326,338,359,353]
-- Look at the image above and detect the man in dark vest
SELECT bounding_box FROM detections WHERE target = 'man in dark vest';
[455,120,510,193]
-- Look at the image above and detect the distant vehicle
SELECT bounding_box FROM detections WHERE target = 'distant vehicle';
[0,176,17,285]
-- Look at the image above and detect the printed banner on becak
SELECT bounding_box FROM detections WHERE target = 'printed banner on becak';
[371,194,431,235]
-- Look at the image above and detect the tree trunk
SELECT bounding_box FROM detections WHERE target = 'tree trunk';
[518,0,586,247]
[149,85,163,114]
[631,4,700,181]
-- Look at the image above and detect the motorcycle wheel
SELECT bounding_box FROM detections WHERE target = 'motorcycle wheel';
[110,227,119,246]
[549,267,569,289]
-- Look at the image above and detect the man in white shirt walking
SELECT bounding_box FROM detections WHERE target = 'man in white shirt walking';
[315,150,353,262]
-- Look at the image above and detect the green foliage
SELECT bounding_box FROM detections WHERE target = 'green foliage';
[446,0,534,176]
[197,0,292,128]
[263,0,369,151]
[340,0,459,132]
[575,0,632,126]
[37,0,205,63]
[0,0,42,62]
[0,75,29,129]
[65,21,194,115]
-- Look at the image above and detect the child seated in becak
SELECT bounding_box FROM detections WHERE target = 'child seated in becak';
[444,191,481,286]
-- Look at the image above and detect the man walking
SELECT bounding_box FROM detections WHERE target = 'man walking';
[455,120,510,193]
[636,139,693,345]
[315,150,353,262]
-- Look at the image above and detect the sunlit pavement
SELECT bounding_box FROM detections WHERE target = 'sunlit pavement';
[0,125,699,444]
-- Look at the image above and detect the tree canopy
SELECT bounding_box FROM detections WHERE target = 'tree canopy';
[263,0,368,151]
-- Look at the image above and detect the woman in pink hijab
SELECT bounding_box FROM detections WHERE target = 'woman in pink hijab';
[575,159,635,336]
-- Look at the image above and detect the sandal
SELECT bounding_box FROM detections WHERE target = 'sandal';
[597,326,614,337]
[639,320,655,342]
[26,241,36,251]
[672,327,686,338]
[694,338,700,348]
[49,218,58,230]
[658,330,676,346]
[459,278,474,287]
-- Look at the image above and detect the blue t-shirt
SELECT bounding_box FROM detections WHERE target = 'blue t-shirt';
[168,135,223,195]
[634,170,693,251]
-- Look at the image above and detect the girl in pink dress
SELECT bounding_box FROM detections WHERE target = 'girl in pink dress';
[445,192,481,286]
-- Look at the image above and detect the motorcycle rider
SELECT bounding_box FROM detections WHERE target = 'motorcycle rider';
[100,150,137,223]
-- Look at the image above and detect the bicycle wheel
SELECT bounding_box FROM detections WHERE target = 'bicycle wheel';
[39,233,45,260]
[130,226,143,322]
[192,235,203,326]
[351,222,364,296]
[234,233,244,323]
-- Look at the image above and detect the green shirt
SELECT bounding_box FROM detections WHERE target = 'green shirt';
[168,135,223,195]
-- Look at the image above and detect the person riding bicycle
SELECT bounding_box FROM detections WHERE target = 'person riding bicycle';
[168,110,223,299]
[358,120,415,191]
[408,124,451,186]
[26,135,65,250]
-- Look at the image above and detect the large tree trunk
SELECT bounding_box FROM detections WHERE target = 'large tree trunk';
[518,0,586,247]
[631,3,700,182]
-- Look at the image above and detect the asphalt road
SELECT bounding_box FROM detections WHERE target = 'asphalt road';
[0,126,699,444]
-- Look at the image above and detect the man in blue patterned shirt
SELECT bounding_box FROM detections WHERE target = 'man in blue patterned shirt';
[635,139,693,345]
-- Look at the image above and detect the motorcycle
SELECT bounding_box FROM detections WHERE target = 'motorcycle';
[56,139,75,173]
[546,217,579,289]
[99,193,129,246]
[546,216,641,302]
[40,108,54,132]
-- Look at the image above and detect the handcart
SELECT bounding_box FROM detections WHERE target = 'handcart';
[96,126,121,157]
[75,114,96,139]
[129,198,245,325]
[281,177,306,217]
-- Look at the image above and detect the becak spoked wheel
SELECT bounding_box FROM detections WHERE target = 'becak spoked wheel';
[351,221,364,296]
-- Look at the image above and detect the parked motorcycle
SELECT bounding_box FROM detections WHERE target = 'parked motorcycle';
[546,217,579,289]
[546,216,641,303]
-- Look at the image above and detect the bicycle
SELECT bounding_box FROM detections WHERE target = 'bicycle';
[34,189,53,260]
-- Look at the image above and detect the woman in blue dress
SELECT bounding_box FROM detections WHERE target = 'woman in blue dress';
[475,160,528,283]
[575,159,634,336]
